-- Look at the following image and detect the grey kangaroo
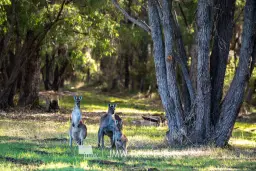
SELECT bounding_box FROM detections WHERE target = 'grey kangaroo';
[69,96,87,147]
[98,104,123,148]
[113,120,128,154]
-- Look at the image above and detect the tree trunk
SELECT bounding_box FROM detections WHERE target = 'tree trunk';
[124,54,130,89]
[195,0,213,143]
[245,79,256,104]
[162,0,185,143]
[52,65,60,91]
[148,0,184,145]
[18,52,40,107]
[44,53,51,90]
[210,0,236,126]
[52,59,69,91]
[86,68,90,83]
[214,0,256,147]
[189,43,198,91]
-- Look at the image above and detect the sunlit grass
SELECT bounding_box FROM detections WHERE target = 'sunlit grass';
[58,89,162,114]
[0,116,255,170]
[1,89,256,170]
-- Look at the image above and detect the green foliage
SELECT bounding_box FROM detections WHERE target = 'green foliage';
[0,0,11,33]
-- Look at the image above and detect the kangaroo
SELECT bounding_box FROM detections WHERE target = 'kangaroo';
[113,120,128,154]
[69,96,87,147]
[98,104,123,148]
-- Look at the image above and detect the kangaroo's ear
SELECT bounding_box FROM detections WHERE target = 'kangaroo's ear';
[74,96,77,101]
[108,103,111,107]
[113,104,117,108]
[79,96,82,101]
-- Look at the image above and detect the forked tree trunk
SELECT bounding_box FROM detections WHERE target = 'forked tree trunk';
[214,0,256,147]
[113,0,256,147]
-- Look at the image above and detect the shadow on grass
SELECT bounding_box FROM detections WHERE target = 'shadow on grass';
[0,155,43,165]
[0,136,25,141]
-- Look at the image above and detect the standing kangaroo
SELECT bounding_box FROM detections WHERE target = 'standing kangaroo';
[98,104,123,148]
[69,96,87,147]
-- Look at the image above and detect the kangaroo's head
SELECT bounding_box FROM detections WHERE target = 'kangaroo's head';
[74,96,82,109]
[115,134,128,152]
[108,103,116,115]
[114,114,123,131]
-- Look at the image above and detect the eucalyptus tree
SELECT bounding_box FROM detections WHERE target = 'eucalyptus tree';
[40,0,120,91]
[112,0,256,147]
[0,0,119,109]
[0,0,68,108]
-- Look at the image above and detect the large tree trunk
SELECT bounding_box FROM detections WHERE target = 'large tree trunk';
[195,0,213,143]
[148,0,184,145]
[18,52,40,107]
[162,0,185,143]
[214,0,256,147]
[210,0,236,126]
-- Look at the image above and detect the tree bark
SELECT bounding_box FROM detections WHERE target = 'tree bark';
[210,0,236,126]
[195,0,213,143]
[214,0,256,147]
[162,0,185,142]
[148,0,184,144]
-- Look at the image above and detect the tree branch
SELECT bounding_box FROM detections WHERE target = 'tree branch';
[112,0,151,33]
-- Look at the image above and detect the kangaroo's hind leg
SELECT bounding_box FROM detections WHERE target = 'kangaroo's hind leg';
[69,127,73,147]
[98,128,104,148]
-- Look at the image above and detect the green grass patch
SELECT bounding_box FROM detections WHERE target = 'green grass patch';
[58,89,163,114]
[1,89,256,170]
[0,117,255,170]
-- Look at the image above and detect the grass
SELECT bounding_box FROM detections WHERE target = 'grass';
[57,88,163,114]
[0,89,256,170]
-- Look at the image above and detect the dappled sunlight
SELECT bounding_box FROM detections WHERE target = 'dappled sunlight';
[0,120,69,141]
[38,162,71,170]
[37,162,101,171]
[128,148,214,158]
[0,106,255,170]
[58,89,163,114]
[128,135,164,148]
[202,166,239,171]
[229,138,256,148]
